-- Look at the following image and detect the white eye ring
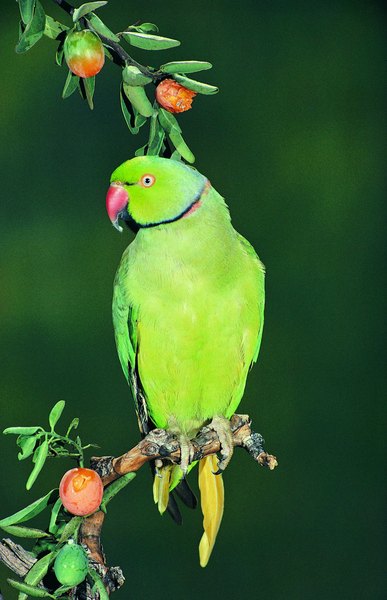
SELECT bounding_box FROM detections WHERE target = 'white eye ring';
[140,174,156,187]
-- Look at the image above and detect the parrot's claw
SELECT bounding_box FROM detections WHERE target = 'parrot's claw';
[179,435,195,476]
[208,415,234,473]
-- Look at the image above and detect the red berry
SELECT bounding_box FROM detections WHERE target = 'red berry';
[64,30,105,79]
[59,467,103,516]
[156,79,196,114]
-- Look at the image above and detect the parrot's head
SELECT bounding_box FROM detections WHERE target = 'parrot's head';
[106,156,208,232]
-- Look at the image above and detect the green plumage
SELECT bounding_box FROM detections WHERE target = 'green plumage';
[111,158,265,438]
[108,156,265,565]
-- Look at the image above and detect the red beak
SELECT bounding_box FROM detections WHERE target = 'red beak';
[106,183,129,232]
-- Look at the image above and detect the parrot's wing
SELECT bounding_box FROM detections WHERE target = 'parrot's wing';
[113,262,152,436]
[113,256,197,522]
[236,232,265,365]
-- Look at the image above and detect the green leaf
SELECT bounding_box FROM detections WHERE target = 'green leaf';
[26,439,49,490]
[158,108,182,133]
[48,498,62,534]
[25,552,55,590]
[72,1,107,23]
[160,61,212,74]
[101,473,136,509]
[4,426,41,436]
[18,0,36,25]
[56,40,64,66]
[62,70,79,99]
[171,150,182,161]
[169,130,195,163]
[7,579,55,599]
[122,83,153,118]
[15,0,46,54]
[0,489,57,527]
[147,112,165,156]
[87,12,119,42]
[18,436,37,461]
[44,15,68,40]
[88,568,109,600]
[122,65,152,87]
[122,32,180,51]
[0,524,50,538]
[172,74,219,95]
[134,144,147,157]
[81,76,95,110]
[129,22,159,34]
[49,401,65,431]
[58,516,82,543]
[65,418,79,437]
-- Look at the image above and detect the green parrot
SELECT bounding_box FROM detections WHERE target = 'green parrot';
[106,156,265,566]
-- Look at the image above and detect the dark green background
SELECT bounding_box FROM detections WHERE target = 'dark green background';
[0,1,385,598]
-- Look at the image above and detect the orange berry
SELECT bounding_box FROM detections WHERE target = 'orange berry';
[156,79,196,113]
[59,467,103,516]
[64,30,105,79]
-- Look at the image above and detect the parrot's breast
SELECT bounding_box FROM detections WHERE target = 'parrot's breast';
[119,195,264,437]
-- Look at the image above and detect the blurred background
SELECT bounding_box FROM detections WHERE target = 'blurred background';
[0,1,385,598]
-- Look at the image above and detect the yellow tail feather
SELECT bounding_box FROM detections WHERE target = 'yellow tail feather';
[198,454,224,567]
[153,464,173,514]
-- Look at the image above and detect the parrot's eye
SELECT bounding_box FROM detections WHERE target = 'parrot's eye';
[140,174,156,188]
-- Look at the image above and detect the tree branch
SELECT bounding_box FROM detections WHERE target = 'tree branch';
[0,414,277,598]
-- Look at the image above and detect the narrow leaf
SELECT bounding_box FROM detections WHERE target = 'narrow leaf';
[120,87,139,134]
[44,15,68,40]
[129,22,159,34]
[135,144,147,156]
[169,130,195,164]
[65,418,79,437]
[26,439,49,490]
[19,0,36,25]
[7,579,54,598]
[122,65,152,87]
[173,74,219,95]
[0,524,50,538]
[158,108,182,133]
[58,516,82,543]
[101,473,136,509]
[72,1,107,23]
[4,426,41,436]
[87,13,119,42]
[56,40,64,66]
[62,70,79,99]
[48,498,62,534]
[160,61,212,74]
[83,76,95,110]
[0,490,57,527]
[122,31,180,51]
[17,436,37,461]
[122,83,153,118]
[87,569,109,600]
[15,0,46,54]
[25,552,55,588]
[147,113,165,156]
[49,401,65,431]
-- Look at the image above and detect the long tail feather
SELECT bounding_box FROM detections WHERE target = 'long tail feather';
[198,454,224,567]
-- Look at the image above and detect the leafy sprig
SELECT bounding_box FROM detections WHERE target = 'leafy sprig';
[15,0,219,163]
[1,402,136,598]
[3,401,96,489]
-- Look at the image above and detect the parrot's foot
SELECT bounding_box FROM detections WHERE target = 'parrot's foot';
[208,415,234,473]
[179,435,195,476]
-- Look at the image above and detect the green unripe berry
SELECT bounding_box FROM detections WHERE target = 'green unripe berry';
[54,542,88,586]
[64,30,105,79]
